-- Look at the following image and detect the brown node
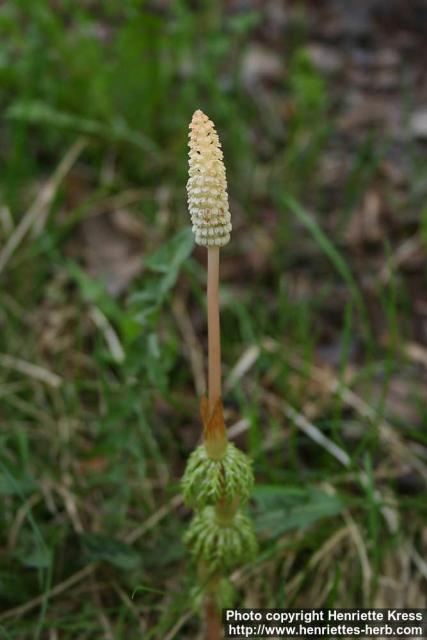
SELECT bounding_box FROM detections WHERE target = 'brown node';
[200,395,228,460]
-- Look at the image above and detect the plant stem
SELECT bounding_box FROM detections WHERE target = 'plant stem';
[205,592,222,640]
[206,248,223,639]
[207,247,221,416]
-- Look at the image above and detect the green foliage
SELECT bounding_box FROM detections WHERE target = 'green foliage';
[189,576,236,612]
[7,101,160,156]
[80,533,141,570]
[421,204,427,250]
[181,443,254,509]
[0,470,37,496]
[182,436,257,589]
[283,48,330,198]
[129,228,194,328]
[253,485,343,537]
[216,577,236,608]
[184,507,257,573]
[280,194,366,318]
[0,0,260,196]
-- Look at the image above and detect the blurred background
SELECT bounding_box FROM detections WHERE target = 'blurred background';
[1,0,427,637]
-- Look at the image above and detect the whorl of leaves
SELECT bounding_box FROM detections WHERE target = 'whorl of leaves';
[181,442,254,509]
[184,507,257,572]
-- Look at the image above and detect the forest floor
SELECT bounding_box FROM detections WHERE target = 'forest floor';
[1,1,426,638]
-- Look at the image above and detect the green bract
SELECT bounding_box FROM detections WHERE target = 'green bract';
[190,577,236,610]
[184,506,257,572]
[181,442,254,509]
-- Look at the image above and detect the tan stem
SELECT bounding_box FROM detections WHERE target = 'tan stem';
[215,498,239,525]
[204,592,222,640]
[207,247,221,416]
[204,248,223,639]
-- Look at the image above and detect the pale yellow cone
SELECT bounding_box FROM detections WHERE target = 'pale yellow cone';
[187,110,232,247]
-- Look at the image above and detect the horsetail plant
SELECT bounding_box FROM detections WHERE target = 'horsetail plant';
[182,110,257,639]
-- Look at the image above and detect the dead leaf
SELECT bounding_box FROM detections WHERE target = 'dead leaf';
[410,110,427,139]
[241,45,282,86]
[345,190,384,245]
[77,212,143,296]
[306,43,343,75]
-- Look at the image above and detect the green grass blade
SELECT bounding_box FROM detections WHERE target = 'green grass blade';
[279,193,372,342]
